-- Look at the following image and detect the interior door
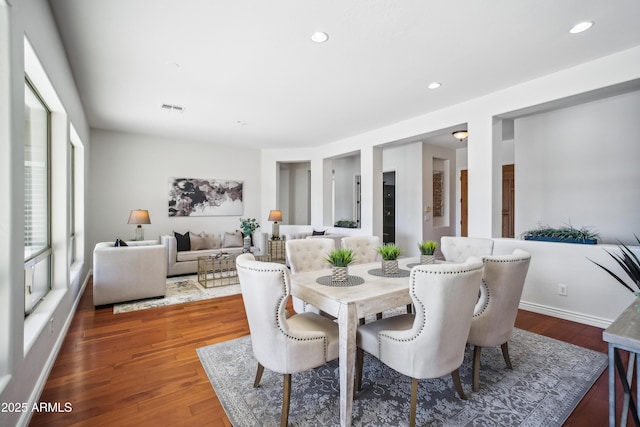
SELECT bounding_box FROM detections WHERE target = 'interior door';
[502,164,515,237]
[460,169,468,237]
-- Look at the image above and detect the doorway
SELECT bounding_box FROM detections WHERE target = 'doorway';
[383,171,395,244]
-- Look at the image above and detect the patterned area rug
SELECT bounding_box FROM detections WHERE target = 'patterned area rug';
[113,275,240,314]
[197,329,607,426]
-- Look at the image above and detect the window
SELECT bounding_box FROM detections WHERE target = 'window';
[24,78,51,315]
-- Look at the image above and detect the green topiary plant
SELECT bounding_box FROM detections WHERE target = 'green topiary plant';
[325,248,354,267]
[418,240,438,255]
[521,223,599,243]
[377,243,401,260]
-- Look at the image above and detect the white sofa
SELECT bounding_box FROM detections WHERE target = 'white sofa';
[161,231,267,276]
[93,240,167,306]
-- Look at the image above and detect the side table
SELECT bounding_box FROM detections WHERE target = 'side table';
[268,238,286,264]
[603,301,640,427]
[197,255,239,288]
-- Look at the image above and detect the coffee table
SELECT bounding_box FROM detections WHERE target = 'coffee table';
[197,254,239,288]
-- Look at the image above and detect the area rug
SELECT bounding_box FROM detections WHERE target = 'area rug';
[113,275,241,314]
[197,329,607,426]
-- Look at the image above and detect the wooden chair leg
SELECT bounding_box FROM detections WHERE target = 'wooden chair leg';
[356,348,364,392]
[406,303,413,314]
[501,342,513,369]
[472,345,482,392]
[451,368,467,400]
[376,312,383,320]
[253,363,264,388]
[281,373,291,427]
[410,377,419,427]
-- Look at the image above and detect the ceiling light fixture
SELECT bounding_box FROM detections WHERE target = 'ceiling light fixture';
[452,130,468,142]
[311,31,329,43]
[428,82,441,89]
[569,21,594,34]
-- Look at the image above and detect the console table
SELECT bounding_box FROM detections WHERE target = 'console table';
[603,301,640,427]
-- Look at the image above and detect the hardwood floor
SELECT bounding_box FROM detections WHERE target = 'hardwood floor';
[29,278,623,426]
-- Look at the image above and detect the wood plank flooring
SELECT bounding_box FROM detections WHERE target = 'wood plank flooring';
[29,278,626,426]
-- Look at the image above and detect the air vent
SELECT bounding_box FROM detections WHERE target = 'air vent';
[161,104,185,113]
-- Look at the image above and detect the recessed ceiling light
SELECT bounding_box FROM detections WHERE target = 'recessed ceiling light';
[311,31,329,43]
[428,82,441,89]
[569,21,594,34]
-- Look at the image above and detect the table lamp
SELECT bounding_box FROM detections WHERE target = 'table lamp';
[268,210,283,240]
[128,209,151,241]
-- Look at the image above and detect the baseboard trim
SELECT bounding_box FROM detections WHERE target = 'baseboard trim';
[519,301,612,329]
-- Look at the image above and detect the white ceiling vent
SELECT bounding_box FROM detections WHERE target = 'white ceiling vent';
[161,103,185,113]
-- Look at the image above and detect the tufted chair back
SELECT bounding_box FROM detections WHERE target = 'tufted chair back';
[378,258,483,379]
[236,253,340,425]
[341,236,381,264]
[440,236,494,262]
[286,238,335,273]
[466,249,531,391]
[236,253,338,373]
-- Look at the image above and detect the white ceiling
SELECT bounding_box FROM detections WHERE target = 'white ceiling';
[48,0,640,149]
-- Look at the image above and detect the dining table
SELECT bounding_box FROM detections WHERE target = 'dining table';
[290,257,420,427]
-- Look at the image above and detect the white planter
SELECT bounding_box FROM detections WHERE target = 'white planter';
[332,266,349,282]
[382,260,399,275]
[420,254,435,264]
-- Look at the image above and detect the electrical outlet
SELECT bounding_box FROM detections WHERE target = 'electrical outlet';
[558,283,568,296]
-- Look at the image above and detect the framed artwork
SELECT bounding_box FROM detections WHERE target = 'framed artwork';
[168,178,243,216]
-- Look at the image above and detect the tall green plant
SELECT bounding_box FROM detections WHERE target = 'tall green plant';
[377,243,401,260]
[325,248,354,267]
[590,235,640,296]
[418,241,438,255]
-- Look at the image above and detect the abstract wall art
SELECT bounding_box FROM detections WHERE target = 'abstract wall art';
[168,178,243,216]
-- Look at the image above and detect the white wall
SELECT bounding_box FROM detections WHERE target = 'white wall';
[89,129,262,254]
[515,90,640,244]
[261,45,640,326]
[1,1,91,426]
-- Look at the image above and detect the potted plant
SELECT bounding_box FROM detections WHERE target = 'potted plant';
[377,243,401,275]
[418,240,438,264]
[590,234,640,309]
[522,224,599,245]
[239,218,260,253]
[325,248,354,282]
[334,219,358,228]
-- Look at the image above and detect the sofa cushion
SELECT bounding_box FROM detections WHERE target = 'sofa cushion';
[222,231,243,248]
[312,230,326,236]
[202,232,222,249]
[174,231,191,251]
[189,232,209,250]
[114,238,128,247]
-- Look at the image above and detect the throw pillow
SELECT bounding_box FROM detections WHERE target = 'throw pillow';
[312,230,326,236]
[222,230,243,248]
[114,238,128,247]
[189,232,209,251]
[202,232,222,249]
[174,231,191,252]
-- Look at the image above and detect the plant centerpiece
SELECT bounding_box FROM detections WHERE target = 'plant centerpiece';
[325,248,354,282]
[239,218,260,253]
[377,243,401,275]
[334,219,358,229]
[418,240,438,264]
[522,224,599,245]
[590,234,640,310]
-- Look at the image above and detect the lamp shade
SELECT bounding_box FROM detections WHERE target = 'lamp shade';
[127,209,151,225]
[268,210,282,222]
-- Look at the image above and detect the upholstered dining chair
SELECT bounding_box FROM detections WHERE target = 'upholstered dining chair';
[235,253,339,427]
[356,258,484,427]
[440,236,494,262]
[467,249,531,391]
[341,236,380,264]
[286,237,335,314]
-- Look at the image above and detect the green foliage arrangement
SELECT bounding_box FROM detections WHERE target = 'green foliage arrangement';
[377,243,401,260]
[334,219,358,228]
[418,240,439,255]
[522,224,599,243]
[325,248,354,267]
[239,218,260,237]
[590,234,640,296]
